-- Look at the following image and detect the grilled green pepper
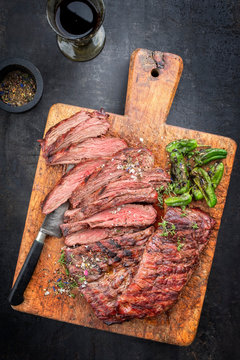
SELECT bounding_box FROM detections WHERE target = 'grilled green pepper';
[208,162,224,189]
[192,162,224,200]
[194,148,227,166]
[192,167,217,208]
[170,151,190,194]
[166,139,198,154]
[165,192,192,207]
[192,185,204,201]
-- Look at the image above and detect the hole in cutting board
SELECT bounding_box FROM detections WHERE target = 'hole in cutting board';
[151,68,160,77]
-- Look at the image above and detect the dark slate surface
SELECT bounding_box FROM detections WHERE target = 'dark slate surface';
[0,0,240,359]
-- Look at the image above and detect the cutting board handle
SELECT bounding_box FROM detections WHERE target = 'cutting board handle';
[124,49,183,135]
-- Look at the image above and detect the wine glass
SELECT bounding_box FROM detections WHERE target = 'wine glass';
[46,0,106,61]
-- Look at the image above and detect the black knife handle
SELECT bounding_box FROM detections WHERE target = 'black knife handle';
[8,233,45,306]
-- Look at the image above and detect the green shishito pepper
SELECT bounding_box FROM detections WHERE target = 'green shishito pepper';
[192,185,203,201]
[209,162,224,189]
[192,162,224,201]
[170,151,190,194]
[192,167,217,207]
[165,192,192,207]
[166,139,198,154]
[194,148,227,166]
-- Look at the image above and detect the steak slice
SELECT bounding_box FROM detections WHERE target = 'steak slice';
[38,111,91,156]
[61,221,87,236]
[64,226,143,247]
[42,159,106,214]
[60,204,157,236]
[75,179,158,220]
[64,227,155,320]
[141,168,171,188]
[38,110,109,159]
[47,137,128,165]
[114,207,215,323]
[70,147,154,208]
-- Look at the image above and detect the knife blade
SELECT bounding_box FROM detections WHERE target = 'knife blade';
[8,166,73,306]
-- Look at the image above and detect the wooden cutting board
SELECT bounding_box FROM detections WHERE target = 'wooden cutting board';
[12,49,237,346]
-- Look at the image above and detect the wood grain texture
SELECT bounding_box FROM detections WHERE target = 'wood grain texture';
[11,49,236,346]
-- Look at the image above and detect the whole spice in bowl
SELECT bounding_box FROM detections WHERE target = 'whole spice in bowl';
[0,58,43,113]
[0,70,36,107]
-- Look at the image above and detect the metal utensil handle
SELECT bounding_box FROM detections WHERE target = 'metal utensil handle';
[8,231,46,306]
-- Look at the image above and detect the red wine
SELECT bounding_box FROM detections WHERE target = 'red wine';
[55,0,99,38]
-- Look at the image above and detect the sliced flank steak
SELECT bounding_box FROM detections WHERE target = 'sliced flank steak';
[47,137,128,165]
[64,226,145,247]
[61,204,157,236]
[70,147,154,208]
[38,109,110,159]
[42,159,106,214]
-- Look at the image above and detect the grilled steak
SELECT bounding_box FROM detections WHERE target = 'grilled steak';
[65,227,144,247]
[61,204,157,236]
[63,207,214,324]
[74,179,158,220]
[70,147,154,208]
[42,159,106,214]
[115,207,215,323]
[47,137,127,165]
[38,110,109,159]
[64,226,155,320]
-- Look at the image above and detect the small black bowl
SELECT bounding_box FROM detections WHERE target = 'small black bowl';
[0,58,43,113]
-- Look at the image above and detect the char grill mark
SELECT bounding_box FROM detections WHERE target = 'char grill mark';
[114,207,215,323]
[65,227,155,321]
[63,202,214,324]
[65,227,154,281]
[48,137,128,165]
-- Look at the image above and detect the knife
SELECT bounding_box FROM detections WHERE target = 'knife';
[8,165,74,306]
[8,201,69,306]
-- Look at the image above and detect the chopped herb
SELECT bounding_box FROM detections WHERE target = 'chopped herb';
[158,219,176,237]
[164,183,176,196]
[77,276,86,283]
[177,237,184,251]
[56,280,65,289]
[156,185,165,208]
[180,205,188,217]
[191,222,199,229]
[69,279,78,289]
[58,251,66,266]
